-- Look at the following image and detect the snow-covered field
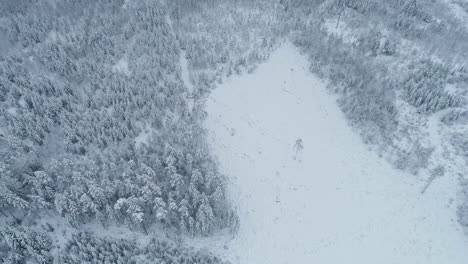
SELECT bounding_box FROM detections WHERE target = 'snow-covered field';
[204,43,468,263]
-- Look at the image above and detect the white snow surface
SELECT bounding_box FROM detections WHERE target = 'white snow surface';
[180,49,195,111]
[203,43,468,263]
[180,50,194,94]
[135,122,155,148]
[112,57,130,76]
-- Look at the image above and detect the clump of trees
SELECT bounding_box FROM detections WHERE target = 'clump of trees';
[403,60,461,113]
[57,232,228,264]
[0,0,231,246]
[0,225,52,264]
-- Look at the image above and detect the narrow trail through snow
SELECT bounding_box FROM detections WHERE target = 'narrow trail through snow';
[204,43,468,263]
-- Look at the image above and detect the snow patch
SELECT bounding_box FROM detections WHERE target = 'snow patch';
[122,0,131,9]
[112,58,130,76]
[46,31,67,44]
[0,29,12,56]
[135,123,154,148]
[180,49,195,111]
[106,106,114,115]
[204,42,468,263]
[6,107,17,116]
[18,96,27,108]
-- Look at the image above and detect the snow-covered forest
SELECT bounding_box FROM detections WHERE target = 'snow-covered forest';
[1,0,468,263]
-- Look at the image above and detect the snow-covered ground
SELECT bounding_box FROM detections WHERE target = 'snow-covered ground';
[180,49,195,111]
[204,43,468,263]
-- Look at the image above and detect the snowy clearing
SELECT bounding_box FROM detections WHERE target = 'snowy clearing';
[204,43,468,263]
